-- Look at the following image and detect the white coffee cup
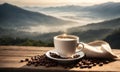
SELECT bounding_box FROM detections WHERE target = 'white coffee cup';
[54,34,84,57]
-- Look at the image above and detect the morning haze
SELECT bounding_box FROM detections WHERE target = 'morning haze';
[0,0,120,48]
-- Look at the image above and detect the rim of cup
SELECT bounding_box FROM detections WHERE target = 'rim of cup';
[54,34,79,41]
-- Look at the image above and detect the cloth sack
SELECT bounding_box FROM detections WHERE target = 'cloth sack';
[81,40,119,58]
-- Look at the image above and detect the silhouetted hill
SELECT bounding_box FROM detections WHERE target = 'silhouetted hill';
[104,29,120,49]
[27,17,120,42]
[67,17,120,42]
[41,2,120,19]
[0,3,75,29]
[87,2,120,17]
[68,17,120,32]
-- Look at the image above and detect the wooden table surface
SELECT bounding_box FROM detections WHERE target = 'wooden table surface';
[0,46,120,72]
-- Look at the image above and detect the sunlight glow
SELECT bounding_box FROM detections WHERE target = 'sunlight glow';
[0,0,120,6]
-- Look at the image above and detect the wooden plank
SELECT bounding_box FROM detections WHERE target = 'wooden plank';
[0,46,120,71]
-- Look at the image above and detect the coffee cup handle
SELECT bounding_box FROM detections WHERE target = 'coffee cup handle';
[76,42,84,53]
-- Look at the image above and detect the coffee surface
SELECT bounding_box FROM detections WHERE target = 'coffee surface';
[57,35,77,41]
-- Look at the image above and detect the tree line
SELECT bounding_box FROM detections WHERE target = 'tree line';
[0,37,54,47]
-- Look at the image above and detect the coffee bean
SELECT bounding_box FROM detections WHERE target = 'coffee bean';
[85,61,91,65]
[88,65,92,68]
[20,60,24,62]
[45,64,50,67]
[25,58,29,61]
[104,60,109,64]
[80,65,88,68]
[20,54,114,69]
[99,62,103,66]
[34,64,38,67]
[80,66,84,68]
[73,55,80,58]
[79,61,83,65]
[50,52,80,59]
[75,64,79,67]
[26,63,31,66]
[50,52,62,59]
[28,61,31,63]
[93,63,97,66]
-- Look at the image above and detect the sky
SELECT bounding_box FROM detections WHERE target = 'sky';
[0,0,120,7]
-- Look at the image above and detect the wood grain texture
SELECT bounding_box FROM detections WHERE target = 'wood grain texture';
[0,46,120,72]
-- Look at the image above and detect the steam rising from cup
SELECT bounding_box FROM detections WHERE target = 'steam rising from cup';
[62,33,67,37]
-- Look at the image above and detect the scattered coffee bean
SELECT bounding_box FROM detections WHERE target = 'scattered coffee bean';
[50,52,80,59]
[50,52,61,59]
[45,64,50,67]
[28,61,31,63]
[88,65,92,68]
[75,64,79,67]
[73,55,80,58]
[104,60,109,64]
[93,63,97,66]
[20,54,115,69]
[85,61,91,65]
[99,62,103,66]
[80,65,88,68]
[20,60,24,62]
[34,63,38,67]
[25,58,29,61]
[26,63,31,66]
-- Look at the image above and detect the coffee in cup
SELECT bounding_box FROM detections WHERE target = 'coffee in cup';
[54,34,84,57]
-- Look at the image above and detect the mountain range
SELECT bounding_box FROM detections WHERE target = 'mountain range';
[0,3,75,29]
[67,17,120,43]
[40,2,120,19]
[104,29,120,49]
[68,17,120,32]
[0,3,120,48]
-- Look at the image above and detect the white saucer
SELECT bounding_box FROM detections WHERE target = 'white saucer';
[45,49,85,62]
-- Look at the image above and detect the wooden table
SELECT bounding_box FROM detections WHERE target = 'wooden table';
[0,46,120,72]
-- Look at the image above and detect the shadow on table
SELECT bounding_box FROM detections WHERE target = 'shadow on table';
[0,68,72,72]
[0,59,117,72]
[0,64,71,72]
[0,55,119,72]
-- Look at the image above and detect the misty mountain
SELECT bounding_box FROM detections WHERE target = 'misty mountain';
[0,3,120,48]
[0,16,120,42]
[18,17,120,44]
[0,14,120,48]
[67,17,120,42]
[0,27,35,39]
[68,17,120,33]
[0,3,75,29]
[104,29,120,49]
[85,2,120,18]
[40,2,120,19]
[40,5,83,12]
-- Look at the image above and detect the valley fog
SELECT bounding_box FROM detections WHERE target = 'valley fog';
[23,3,119,33]
[23,8,104,33]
